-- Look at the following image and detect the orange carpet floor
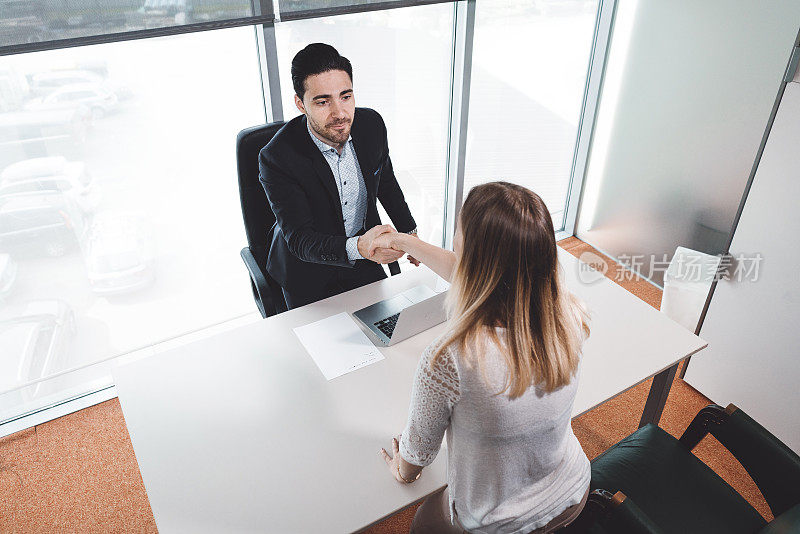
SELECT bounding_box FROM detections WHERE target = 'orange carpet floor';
[0,237,770,533]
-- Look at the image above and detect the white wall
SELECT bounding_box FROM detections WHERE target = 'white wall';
[684,77,800,453]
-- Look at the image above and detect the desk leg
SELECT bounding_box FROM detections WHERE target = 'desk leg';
[639,363,679,428]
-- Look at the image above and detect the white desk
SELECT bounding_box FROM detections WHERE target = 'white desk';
[114,249,706,534]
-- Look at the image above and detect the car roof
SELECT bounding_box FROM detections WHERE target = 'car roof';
[90,233,143,252]
[1,157,68,181]
[49,83,105,95]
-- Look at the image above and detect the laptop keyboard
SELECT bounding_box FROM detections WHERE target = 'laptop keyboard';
[375,313,401,338]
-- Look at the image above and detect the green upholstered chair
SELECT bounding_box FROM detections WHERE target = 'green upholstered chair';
[564,404,800,534]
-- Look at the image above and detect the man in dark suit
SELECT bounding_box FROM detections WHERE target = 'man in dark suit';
[259,43,417,309]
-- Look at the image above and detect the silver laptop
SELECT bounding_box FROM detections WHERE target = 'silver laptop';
[352,285,447,346]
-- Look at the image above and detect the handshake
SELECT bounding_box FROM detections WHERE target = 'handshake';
[357,224,420,266]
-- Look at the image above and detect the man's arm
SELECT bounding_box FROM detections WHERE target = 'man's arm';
[259,150,352,268]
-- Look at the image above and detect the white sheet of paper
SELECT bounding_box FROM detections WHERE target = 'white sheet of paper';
[293,312,385,380]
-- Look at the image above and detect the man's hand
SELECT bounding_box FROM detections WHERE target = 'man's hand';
[368,231,398,255]
[358,224,403,264]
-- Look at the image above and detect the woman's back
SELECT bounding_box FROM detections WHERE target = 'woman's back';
[450,331,588,532]
[401,330,590,534]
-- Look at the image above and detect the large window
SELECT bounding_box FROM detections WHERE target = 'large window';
[0,27,265,420]
[275,3,454,248]
[0,0,613,428]
[463,0,599,230]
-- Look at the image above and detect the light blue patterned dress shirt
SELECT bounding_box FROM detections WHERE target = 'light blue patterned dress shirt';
[307,120,368,263]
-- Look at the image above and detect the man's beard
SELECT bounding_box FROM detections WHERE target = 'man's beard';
[309,115,351,146]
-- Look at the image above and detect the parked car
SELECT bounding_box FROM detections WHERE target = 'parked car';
[0,107,92,163]
[0,157,99,212]
[0,253,17,299]
[28,69,134,101]
[29,70,103,97]
[85,211,156,295]
[0,299,75,398]
[24,83,118,119]
[0,192,89,257]
[0,156,90,184]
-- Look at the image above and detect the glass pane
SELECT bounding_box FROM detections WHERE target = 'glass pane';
[278,0,449,19]
[0,0,269,51]
[0,26,264,422]
[464,0,599,230]
[577,1,800,286]
[275,3,453,250]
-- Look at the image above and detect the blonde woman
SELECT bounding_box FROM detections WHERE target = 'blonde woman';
[375,182,591,534]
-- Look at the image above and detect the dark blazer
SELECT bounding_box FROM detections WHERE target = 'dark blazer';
[258,107,416,294]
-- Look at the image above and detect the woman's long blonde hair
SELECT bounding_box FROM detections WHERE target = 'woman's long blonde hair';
[432,182,590,398]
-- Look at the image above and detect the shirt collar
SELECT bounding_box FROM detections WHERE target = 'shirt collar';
[306,117,351,154]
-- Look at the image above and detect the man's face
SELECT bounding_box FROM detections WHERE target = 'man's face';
[295,69,355,148]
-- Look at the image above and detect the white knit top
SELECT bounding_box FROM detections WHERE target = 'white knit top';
[399,330,590,534]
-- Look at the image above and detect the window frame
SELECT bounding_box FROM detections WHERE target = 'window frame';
[0,0,618,433]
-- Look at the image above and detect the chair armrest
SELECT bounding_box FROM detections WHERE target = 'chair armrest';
[564,490,664,534]
[241,247,282,318]
[679,404,800,516]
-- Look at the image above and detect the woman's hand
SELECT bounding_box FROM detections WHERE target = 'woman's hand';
[369,232,400,257]
[380,438,406,483]
[380,438,421,484]
[368,232,455,280]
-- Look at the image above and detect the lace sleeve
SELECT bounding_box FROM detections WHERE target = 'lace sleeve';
[399,341,460,467]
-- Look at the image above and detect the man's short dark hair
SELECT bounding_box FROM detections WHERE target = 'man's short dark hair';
[291,43,353,101]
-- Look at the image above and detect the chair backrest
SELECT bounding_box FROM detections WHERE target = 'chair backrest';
[236,122,285,267]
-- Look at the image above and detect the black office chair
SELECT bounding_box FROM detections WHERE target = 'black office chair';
[564,404,800,533]
[237,122,288,318]
[236,123,402,318]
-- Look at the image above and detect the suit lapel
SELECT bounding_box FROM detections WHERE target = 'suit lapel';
[297,117,344,224]
[350,110,382,200]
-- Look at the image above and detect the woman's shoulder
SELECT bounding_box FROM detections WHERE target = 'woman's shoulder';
[422,333,457,368]
[422,329,489,358]
[422,328,506,376]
